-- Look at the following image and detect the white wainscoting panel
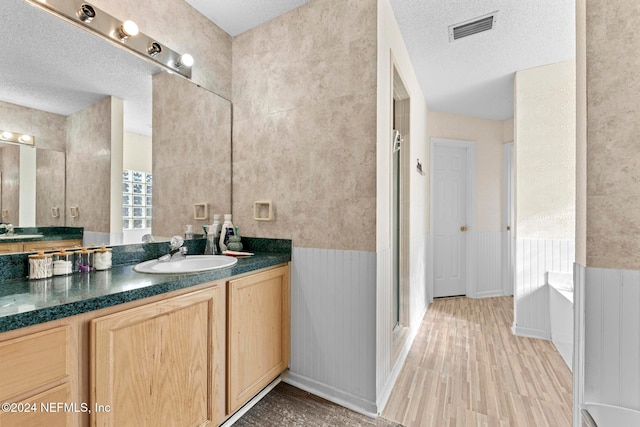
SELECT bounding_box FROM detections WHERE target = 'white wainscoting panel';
[514,239,574,339]
[288,247,377,415]
[583,267,640,411]
[375,246,392,408]
[475,232,503,297]
[573,263,586,427]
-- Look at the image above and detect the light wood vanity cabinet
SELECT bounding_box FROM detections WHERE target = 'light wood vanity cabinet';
[227,265,290,414]
[23,239,82,252]
[0,320,78,427]
[0,239,82,254]
[90,284,226,427]
[0,263,290,427]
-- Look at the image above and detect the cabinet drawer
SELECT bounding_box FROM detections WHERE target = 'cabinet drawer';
[0,383,71,427]
[0,326,70,400]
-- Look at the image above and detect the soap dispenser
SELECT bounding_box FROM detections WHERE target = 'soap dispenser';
[185,224,194,240]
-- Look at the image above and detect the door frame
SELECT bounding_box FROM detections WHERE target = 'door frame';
[502,142,514,296]
[429,138,477,300]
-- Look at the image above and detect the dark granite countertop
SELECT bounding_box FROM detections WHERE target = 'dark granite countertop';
[0,237,291,334]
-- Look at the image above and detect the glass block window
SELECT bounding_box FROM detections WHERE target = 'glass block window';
[123,170,152,229]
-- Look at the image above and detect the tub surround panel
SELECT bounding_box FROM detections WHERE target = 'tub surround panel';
[514,238,574,339]
[152,72,231,239]
[289,247,376,414]
[232,0,377,252]
[89,0,232,99]
[514,60,576,241]
[583,267,640,412]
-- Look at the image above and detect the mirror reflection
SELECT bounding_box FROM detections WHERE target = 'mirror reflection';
[0,0,231,250]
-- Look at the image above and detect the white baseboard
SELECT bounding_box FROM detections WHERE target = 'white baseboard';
[513,324,551,340]
[473,290,505,299]
[285,372,377,418]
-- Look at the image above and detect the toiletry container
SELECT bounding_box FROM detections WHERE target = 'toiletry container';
[75,247,94,272]
[185,224,194,240]
[219,214,235,252]
[94,245,112,270]
[52,249,73,276]
[29,251,53,279]
[227,227,243,251]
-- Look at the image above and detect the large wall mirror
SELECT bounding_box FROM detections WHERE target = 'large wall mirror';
[0,0,231,247]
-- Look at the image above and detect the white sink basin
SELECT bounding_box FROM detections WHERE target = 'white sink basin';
[0,234,43,240]
[134,255,238,274]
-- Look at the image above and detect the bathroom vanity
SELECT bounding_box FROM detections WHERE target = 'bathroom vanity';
[0,238,291,427]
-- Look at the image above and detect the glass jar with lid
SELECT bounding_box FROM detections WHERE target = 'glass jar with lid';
[52,249,73,276]
[93,245,112,270]
[28,251,53,279]
[74,247,94,272]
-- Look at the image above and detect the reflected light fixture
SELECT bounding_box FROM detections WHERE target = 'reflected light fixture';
[0,130,36,146]
[116,19,138,40]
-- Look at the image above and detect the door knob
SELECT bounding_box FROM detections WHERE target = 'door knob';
[460,226,468,232]
[507,226,511,231]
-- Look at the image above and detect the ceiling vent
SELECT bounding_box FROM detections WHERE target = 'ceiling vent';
[448,11,498,42]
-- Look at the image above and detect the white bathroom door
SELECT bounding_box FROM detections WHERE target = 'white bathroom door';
[433,145,467,298]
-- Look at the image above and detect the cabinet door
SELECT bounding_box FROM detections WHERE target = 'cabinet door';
[0,383,72,427]
[91,285,226,427]
[227,265,290,414]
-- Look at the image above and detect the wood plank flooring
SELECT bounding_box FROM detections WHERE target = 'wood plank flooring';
[382,296,573,427]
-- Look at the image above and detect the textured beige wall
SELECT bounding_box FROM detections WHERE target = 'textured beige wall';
[232,0,377,251]
[515,60,576,240]
[584,0,640,269]
[124,132,152,173]
[91,0,232,98]
[65,97,113,233]
[152,72,231,239]
[0,100,66,226]
[36,149,65,226]
[427,111,506,232]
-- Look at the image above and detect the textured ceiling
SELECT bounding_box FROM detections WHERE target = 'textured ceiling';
[389,0,576,120]
[184,0,311,36]
[2,0,575,137]
[1,0,159,136]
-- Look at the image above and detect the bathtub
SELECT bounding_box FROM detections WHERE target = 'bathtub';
[582,403,640,427]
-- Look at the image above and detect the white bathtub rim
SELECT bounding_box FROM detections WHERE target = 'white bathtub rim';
[582,402,640,427]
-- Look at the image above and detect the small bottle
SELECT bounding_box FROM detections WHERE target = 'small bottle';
[185,224,194,240]
[219,214,235,252]
[204,225,216,255]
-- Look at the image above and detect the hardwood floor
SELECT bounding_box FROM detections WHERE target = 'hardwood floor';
[382,296,573,427]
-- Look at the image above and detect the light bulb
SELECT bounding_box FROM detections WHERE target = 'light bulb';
[119,20,139,38]
[177,53,194,68]
[0,132,12,140]
[18,135,33,144]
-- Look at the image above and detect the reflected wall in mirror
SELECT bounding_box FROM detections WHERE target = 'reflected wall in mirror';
[0,0,232,248]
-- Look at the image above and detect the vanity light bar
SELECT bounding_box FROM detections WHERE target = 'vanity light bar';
[27,0,193,79]
[0,130,35,146]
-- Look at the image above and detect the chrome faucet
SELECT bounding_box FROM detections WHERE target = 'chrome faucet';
[0,224,14,236]
[158,236,188,262]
